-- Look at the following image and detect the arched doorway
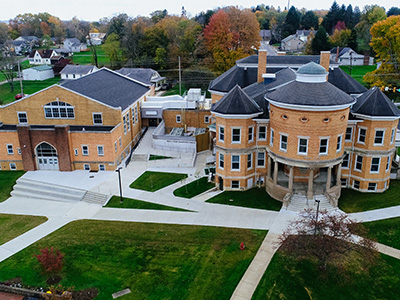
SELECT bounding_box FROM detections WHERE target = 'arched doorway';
[36,142,59,170]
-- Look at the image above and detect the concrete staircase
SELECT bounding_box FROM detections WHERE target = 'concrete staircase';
[11,178,109,205]
[81,191,110,205]
[286,193,335,212]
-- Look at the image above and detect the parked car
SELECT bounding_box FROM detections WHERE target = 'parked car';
[161,83,172,90]
[15,93,25,100]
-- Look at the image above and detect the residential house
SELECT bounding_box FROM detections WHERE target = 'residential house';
[116,68,166,91]
[28,49,62,65]
[259,30,272,42]
[14,36,39,48]
[87,32,107,46]
[281,34,306,52]
[63,38,87,52]
[0,68,152,171]
[12,40,28,55]
[60,65,98,80]
[330,47,374,66]
[22,66,54,81]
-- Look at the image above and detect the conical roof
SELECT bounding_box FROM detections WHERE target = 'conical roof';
[352,87,400,117]
[297,62,327,75]
[212,85,263,115]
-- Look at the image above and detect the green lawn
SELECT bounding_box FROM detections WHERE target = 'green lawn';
[173,177,215,198]
[338,181,400,213]
[0,171,25,202]
[149,154,172,160]
[340,65,376,87]
[0,220,266,300]
[363,217,400,249]
[105,195,189,211]
[0,214,47,245]
[252,251,400,300]
[0,77,60,104]
[71,46,110,66]
[206,187,282,211]
[129,171,188,192]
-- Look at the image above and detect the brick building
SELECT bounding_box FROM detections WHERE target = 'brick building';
[0,68,151,171]
[210,53,400,206]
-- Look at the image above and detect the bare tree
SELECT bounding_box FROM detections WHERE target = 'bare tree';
[0,44,19,93]
[278,209,378,272]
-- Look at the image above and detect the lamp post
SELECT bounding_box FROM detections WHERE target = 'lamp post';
[116,167,123,204]
[314,199,321,236]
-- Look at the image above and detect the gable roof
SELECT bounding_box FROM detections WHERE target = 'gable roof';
[65,38,82,46]
[352,87,400,117]
[28,49,57,59]
[60,65,97,75]
[236,55,337,66]
[212,85,262,115]
[62,68,150,110]
[116,68,161,85]
[328,67,367,94]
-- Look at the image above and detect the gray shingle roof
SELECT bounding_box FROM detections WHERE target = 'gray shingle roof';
[236,55,337,66]
[208,65,258,93]
[62,68,150,110]
[328,67,367,94]
[352,87,400,117]
[265,80,355,107]
[212,85,263,115]
[60,65,97,75]
[116,68,157,85]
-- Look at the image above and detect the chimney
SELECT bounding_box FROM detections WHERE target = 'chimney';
[277,51,286,56]
[319,51,330,73]
[336,46,339,62]
[257,50,267,83]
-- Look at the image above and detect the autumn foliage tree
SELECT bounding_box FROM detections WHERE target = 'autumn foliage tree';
[364,15,400,89]
[34,247,65,282]
[279,209,378,272]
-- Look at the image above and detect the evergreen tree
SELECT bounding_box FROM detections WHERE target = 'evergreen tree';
[281,6,300,38]
[387,7,400,16]
[300,11,319,30]
[322,1,341,34]
[311,27,331,54]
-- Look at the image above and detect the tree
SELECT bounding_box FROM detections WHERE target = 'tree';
[0,48,18,93]
[364,16,400,88]
[41,34,53,49]
[322,1,342,34]
[329,28,351,47]
[300,11,319,30]
[34,247,65,283]
[281,6,300,38]
[103,33,122,68]
[387,7,400,17]
[150,10,168,24]
[311,27,331,54]
[154,47,167,69]
[279,209,377,272]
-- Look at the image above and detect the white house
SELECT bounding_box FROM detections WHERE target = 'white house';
[60,65,98,80]
[22,65,54,81]
[28,49,62,65]
[12,40,28,54]
[330,47,374,66]
[87,32,106,46]
[64,38,87,52]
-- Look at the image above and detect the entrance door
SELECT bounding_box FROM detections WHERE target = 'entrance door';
[36,142,59,170]
[247,177,253,189]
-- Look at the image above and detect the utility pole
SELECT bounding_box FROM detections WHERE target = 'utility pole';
[17,61,23,96]
[178,56,182,96]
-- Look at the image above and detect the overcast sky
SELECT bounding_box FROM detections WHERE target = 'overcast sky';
[3,0,395,21]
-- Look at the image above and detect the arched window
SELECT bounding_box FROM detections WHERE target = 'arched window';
[44,100,74,119]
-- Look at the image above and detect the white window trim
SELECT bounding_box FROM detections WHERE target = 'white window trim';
[204,116,210,124]
[17,112,28,124]
[270,128,274,146]
[354,155,363,172]
[82,145,89,156]
[97,145,104,156]
[92,113,103,125]
[231,155,240,171]
[17,147,21,155]
[353,180,360,189]
[368,182,377,191]
[9,163,16,170]
[279,133,288,152]
[99,164,106,171]
[297,137,309,155]
[390,128,396,144]
[6,144,13,155]
[370,157,380,173]
[247,153,252,169]
[319,137,329,155]
[342,152,350,169]
[248,126,254,142]
[336,134,343,153]
[231,127,241,144]
[126,112,130,132]
[219,125,225,142]
[257,152,265,167]
[119,137,122,148]
[74,149,78,156]
[386,155,391,172]
[345,127,353,141]
[258,125,267,141]
[219,153,224,170]
[83,164,90,171]
[114,141,118,153]
[373,129,385,146]
[357,127,367,144]
[231,180,240,189]
[176,115,181,123]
